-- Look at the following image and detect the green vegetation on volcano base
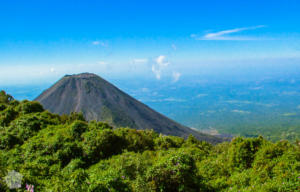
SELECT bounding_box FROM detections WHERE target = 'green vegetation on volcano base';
[0,91,299,191]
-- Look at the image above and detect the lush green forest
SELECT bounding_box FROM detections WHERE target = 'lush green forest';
[0,90,299,191]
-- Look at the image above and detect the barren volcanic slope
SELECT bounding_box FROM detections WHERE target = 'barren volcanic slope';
[35,73,223,143]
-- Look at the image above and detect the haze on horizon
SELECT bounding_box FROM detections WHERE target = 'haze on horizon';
[0,0,300,86]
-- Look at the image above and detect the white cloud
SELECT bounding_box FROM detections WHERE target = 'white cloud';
[152,55,169,79]
[92,41,107,46]
[50,67,55,73]
[172,71,181,82]
[156,55,169,66]
[232,109,251,114]
[97,61,108,65]
[192,25,266,41]
[128,58,149,72]
[151,65,161,79]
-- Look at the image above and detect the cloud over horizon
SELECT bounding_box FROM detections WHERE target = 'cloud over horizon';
[92,41,108,47]
[172,71,181,82]
[151,55,169,80]
[192,25,266,41]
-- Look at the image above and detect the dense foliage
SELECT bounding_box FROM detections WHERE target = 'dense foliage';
[0,91,299,191]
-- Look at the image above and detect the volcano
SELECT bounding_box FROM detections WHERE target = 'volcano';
[35,73,223,143]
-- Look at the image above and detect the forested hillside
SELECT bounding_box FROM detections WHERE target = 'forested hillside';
[0,91,299,191]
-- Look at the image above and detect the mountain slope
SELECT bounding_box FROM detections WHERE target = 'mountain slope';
[35,73,223,143]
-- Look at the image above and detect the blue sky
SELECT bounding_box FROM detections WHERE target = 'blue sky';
[0,0,300,85]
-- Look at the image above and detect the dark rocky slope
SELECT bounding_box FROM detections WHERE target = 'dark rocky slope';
[35,73,223,143]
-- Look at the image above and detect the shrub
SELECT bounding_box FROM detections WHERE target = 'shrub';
[0,90,13,104]
[115,128,156,152]
[154,134,184,150]
[8,115,43,141]
[0,104,6,111]
[146,150,200,192]
[17,100,44,114]
[0,132,21,150]
[81,129,122,164]
[67,112,86,123]
[0,106,18,126]
[88,120,113,131]
[228,136,265,170]
[68,120,88,139]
